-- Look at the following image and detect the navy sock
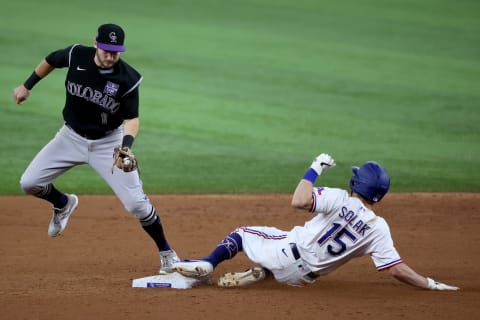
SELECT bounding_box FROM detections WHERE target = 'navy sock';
[142,213,171,252]
[203,232,242,268]
[36,184,67,208]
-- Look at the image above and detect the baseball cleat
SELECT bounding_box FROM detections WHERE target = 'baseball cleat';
[158,249,180,274]
[173,260,214,278]
[48,194,79,237]
[217,267,266,287]
[159,249,181,274]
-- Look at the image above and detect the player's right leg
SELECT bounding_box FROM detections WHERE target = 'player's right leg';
[173,231,244,278]
[173,260,214,278]
[20,125,84,236]
[48,194,79,237]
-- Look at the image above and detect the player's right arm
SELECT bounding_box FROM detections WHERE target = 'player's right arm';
[388,262,430,288]
[14,59,55,104]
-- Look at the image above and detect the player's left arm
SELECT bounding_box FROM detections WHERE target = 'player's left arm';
[388,262,459,291]
[111,117,139,174]
[120,85,140,149]
[291,179,314,210]
[292,153,335,210]
[123,118,139,139]
[119,117,139,155]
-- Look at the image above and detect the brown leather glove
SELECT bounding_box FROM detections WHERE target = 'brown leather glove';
[112,146,138,173]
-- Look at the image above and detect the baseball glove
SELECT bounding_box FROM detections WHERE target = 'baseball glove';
[112,146,138,173]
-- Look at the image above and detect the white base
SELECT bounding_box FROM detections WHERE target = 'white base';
[132,272,210,289]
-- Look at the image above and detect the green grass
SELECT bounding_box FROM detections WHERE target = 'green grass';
[1,0,479,194]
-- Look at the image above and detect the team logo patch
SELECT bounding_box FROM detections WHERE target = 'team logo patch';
[104,81,119,97]
[109,32,118,43]
[316,187,324,195]
[221,237,238,254]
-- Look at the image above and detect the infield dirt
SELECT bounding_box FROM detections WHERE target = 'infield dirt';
[1,193,478,320]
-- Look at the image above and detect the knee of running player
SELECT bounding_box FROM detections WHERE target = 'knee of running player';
[122,196,152,218]
[19,175,46,196]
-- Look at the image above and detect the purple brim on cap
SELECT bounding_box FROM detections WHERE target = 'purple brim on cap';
[97,42,125,52]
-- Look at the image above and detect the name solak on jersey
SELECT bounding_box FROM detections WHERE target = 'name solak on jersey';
[67,81,120,113]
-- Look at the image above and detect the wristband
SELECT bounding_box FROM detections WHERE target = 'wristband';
[426,277,437,290]
[24,71,42,90]
[303,168,318,184]
[122,135,135,148]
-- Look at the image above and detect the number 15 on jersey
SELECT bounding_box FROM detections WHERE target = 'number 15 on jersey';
[318,223,357,256]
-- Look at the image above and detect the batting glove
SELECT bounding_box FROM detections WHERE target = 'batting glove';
[426,277,459,291]
[310,153,336,175]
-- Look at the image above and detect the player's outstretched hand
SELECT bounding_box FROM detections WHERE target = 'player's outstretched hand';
[426,277,459,291]
[310,153,336,175]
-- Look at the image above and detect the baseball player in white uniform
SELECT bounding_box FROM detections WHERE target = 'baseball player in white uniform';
[173,153,459,290]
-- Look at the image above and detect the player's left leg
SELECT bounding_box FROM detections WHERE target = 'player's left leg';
[88,134,179,273]
[236,227,317,286]
[217,267,269,287]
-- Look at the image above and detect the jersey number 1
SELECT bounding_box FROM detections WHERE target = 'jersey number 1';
[317,223,357,256]
[101,112,108,125]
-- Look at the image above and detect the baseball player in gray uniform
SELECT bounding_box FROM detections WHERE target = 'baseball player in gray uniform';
[173,153,459,290]
[13,23,179,274]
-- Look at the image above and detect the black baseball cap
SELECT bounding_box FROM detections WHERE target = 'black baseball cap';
[96,23,126,52]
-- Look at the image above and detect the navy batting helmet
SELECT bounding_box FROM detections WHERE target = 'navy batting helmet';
[349,161,390,203]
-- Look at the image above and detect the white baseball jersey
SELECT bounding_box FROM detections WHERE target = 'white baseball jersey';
[290,187,402,274]
[238,187,402,286]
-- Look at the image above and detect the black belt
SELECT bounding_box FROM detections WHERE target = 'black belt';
[66,124,112,140]
[290,242,302,260]
[289,243,319,280]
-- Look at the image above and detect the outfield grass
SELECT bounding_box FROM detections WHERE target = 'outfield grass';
[1,0,479,194]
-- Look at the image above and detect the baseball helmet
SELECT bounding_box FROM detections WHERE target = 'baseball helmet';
[349,161,390,203]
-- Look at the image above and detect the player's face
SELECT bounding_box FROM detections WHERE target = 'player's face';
[95,48,121,68]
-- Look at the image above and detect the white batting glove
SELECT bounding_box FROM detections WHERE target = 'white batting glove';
[426,277,459,291]
[310,153,336,175]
